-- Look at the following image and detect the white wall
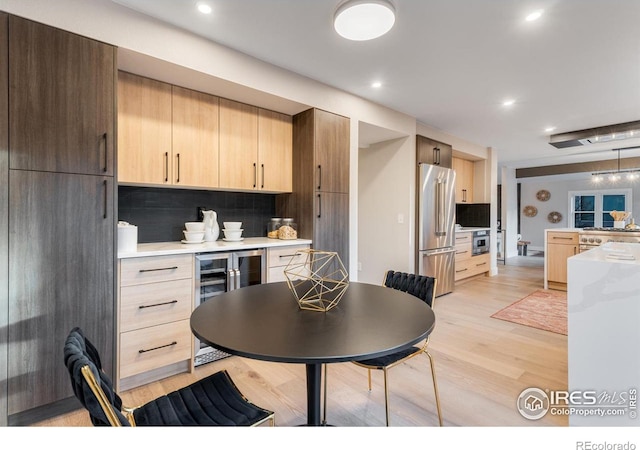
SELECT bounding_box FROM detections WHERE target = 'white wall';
[502,167,519,258]
[358,137,414,283]
[519,176,640,250]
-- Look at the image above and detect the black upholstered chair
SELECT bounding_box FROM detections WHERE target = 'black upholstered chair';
[64,327,274,426]
[322,270,443,426]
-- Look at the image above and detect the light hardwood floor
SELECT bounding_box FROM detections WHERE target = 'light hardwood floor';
[36,254,567,427]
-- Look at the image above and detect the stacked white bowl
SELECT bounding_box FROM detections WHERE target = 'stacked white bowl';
[183,222,205,243]
[223,222,243,241]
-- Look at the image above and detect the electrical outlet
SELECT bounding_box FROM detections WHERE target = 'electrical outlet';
[397,213,404,224]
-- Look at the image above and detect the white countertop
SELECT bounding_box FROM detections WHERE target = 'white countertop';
[546,228,582,232]
[570,241,640,264]
[118,237,313,259]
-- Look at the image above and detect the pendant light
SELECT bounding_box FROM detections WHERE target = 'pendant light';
[591,147,640,183]
[334,0,396,41]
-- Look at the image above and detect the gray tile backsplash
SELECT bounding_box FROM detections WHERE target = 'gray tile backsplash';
[118,186,277,243]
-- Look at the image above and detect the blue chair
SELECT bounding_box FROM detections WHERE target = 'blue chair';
[64,327,274,426]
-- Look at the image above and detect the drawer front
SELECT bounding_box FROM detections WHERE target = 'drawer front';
[455,242,472,261]
[119,319,192,379]
[267,244,310,268]
[120,278,192,332]
[454,232,472,245]
[547,231,578,245]
[455,254,490,280]
[121,254,192,286]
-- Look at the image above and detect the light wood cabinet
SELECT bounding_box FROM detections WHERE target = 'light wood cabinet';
[118,254,193,390]
[417,135,452,168]
[452,157,474,203]
[545,230,579,291]
[117,71,172,184]
[258,108,293,192]
[266,243,310,283]
[219,98,259,190]
[172,86,220,188]
[5,15,116,423]
[454,231,489,281]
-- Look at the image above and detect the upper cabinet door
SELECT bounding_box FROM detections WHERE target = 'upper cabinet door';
[314,109,349,194]
[219,98,258,190]
[417,135,452,168]
[258,109,292,192]
[8,16,115,176]
[117,72,172,184]
[172,86,220,189]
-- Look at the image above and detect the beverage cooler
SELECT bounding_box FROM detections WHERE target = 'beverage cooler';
[193,249,266,366]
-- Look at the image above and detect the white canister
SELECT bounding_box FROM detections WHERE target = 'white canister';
[614,220,626,229]
[117,221,138,253]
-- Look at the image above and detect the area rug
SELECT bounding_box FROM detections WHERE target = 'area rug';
[491,290,567,335]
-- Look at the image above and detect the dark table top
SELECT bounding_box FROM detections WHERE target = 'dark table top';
[190,281,436,364]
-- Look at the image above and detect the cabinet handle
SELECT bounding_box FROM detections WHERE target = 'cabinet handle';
[139,266,178,273]
[476,262,487,267]
[317,193,322,218]
[102,132,108,173]
[164,152,169,182]
[456,268,468,273]
[253,163,257,188]
[317,165,322,190]
[433,147,438,165]
[138,341,177,354]
[176,153,180,183]
[103,180,108,219]
[279,254,298,258]
[456,250,468,254]
[462,189,467,203]
[261,163,265,189]
[553,236,573,240]
[139,299,178,309]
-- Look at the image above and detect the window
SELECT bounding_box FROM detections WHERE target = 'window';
[568,189,632,228]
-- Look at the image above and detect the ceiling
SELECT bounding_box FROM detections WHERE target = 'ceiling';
[111,0,640,169]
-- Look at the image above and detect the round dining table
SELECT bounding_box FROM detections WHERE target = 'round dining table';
[190,281,436,426]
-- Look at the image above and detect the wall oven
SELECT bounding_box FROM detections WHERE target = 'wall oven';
[193,249,266,366]
[472,230,490,255]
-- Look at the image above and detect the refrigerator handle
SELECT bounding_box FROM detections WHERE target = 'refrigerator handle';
[228,269,235,291]
[435,178,446,236]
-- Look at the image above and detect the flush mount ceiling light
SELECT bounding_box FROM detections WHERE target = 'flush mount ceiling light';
[334,0,396,41]
[549,120,640,148]
[525,10,544,22]
[197,2,212,14]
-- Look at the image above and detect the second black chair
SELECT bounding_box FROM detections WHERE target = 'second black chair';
[323,270,443,426]
[64,327,275,426]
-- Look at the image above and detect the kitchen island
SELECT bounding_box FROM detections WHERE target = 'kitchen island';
[567,242,640,426]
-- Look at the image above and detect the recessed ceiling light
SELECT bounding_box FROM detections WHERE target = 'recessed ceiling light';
[545,127,556,133]
[197,3,212,14]
[371,81,382,88]
[502,99,515,107]
[334,0,396,41]
[525,10,544,22]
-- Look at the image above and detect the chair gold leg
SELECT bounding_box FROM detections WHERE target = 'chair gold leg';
[426,350,443,426]
[367,368,372,391]
[383,367,390,427]
[322,364,327,425]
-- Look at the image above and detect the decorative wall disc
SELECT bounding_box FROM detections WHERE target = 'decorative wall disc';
[523,205,538,217]
[536,189,550,201]
[548,211,562,223]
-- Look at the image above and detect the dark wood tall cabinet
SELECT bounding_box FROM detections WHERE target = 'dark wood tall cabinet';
[417,135,452,168]
[3,15,116,424]
[278,108,350,268]
[0,11,10,427]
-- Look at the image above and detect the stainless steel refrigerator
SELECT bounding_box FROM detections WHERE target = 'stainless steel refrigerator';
[417,163,456,297]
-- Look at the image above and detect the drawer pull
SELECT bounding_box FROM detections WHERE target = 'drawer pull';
[139,266,179,273]
[552,236,573,240]
[138,341,177,354]
[138,300,178,309]
[476,262,487,267]
[455,268,468,273]
[456,250,468,254]
[279,254,299,258]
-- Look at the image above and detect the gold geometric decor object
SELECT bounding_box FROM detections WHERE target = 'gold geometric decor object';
[284,249,349,312]
[523,205,538,217]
